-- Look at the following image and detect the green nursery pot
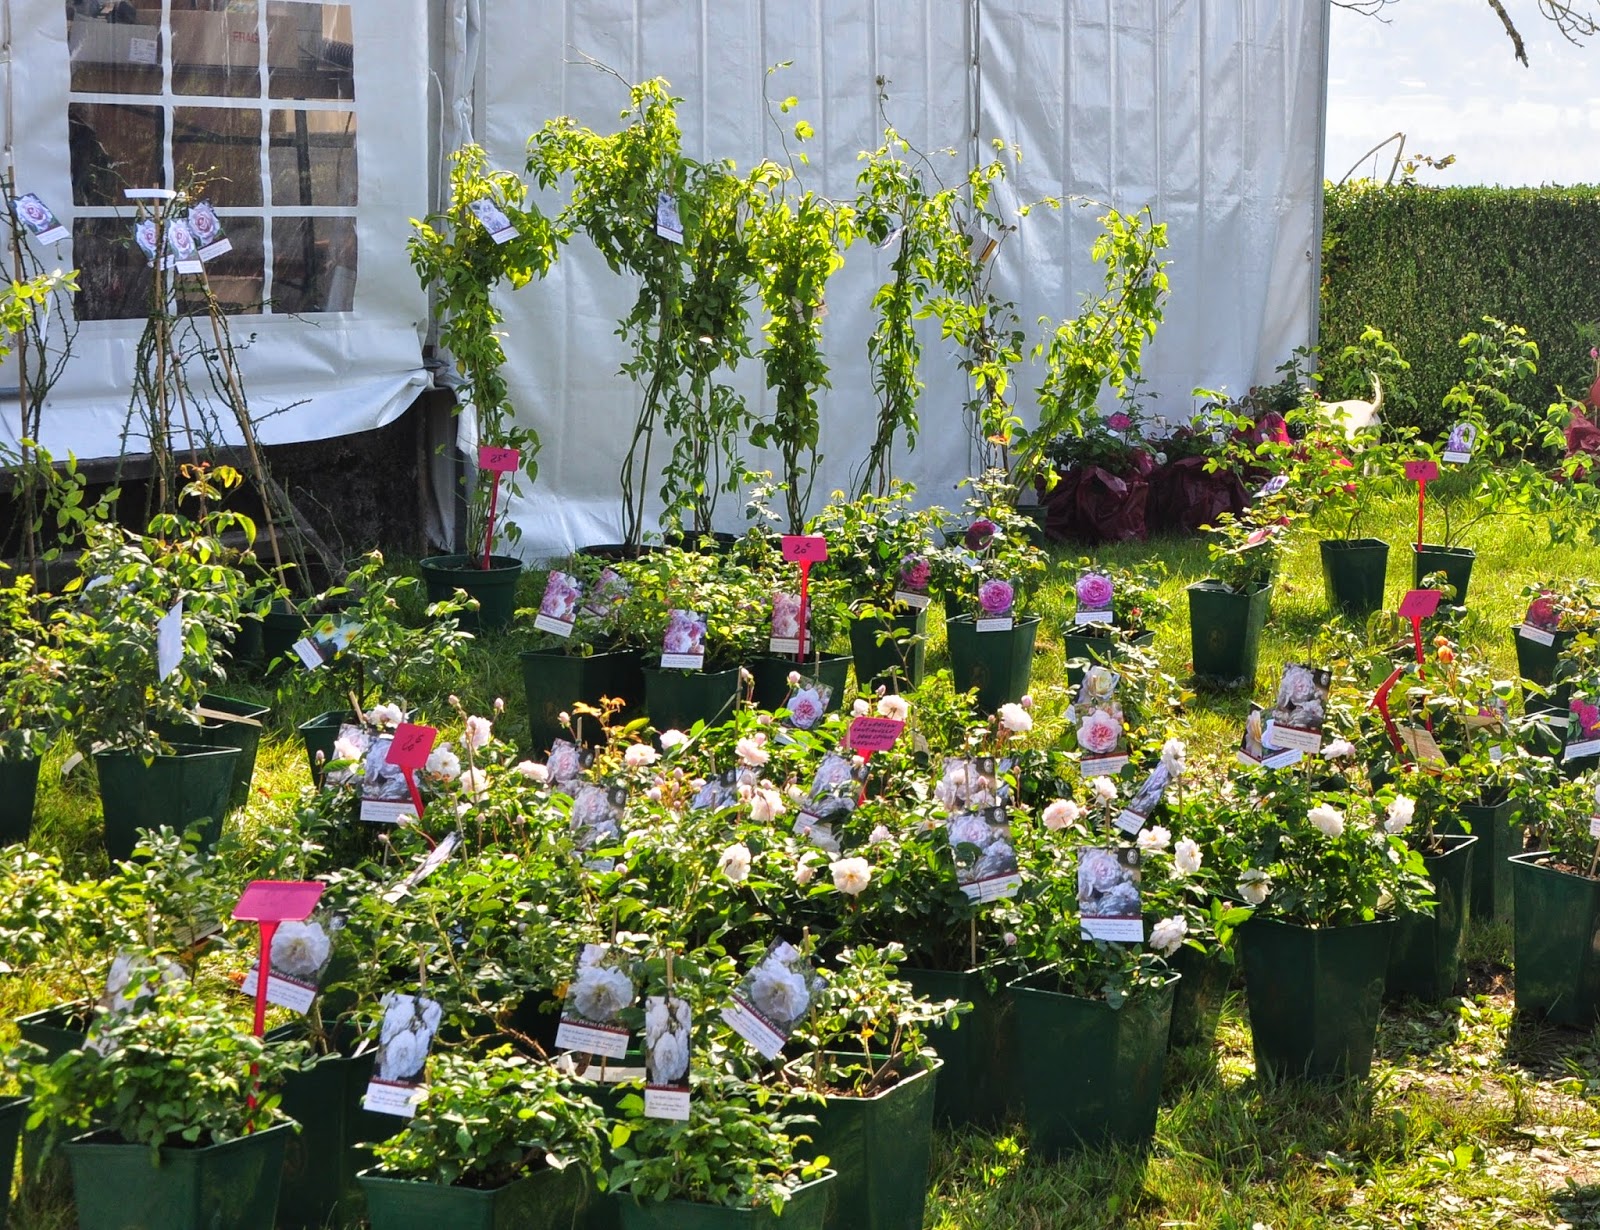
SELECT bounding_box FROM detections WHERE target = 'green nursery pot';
[94,742,241,862]
[419,553,523,633]
[1510,851,1600,1026]
[521,648,645,754]
[1008,968,1177,1156]
[1319,537,1390,619]
[1186,580,1271,690]
[360,1160,590,1230]
[14,1002,92,1189]
[1239,916,1394,1081]
[1411,544,1475,604]
[298,708,358,785]
[1439,793,1521,924]
[903,966,1015,1129]
[62,1121,291,1230]
[848,610,928,690]
[800,1059,940,1230]
[154,693,271,812]
[1062,628,1155,690]
[944,615,1040,714]
[748,654,852,713]
[1385,834,1476,1002]
[613,1171,835,1230]
[260,602,311,668]
[1512,622,1576,711]
[642,666,743,732]
[0,755,41,846]
[0,1096,26,1230]
[1166,944,1233,1051]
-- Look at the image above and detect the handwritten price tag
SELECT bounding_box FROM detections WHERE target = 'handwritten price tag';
[1404,460,1439,483]
[848,717,904,753]
[385,724,438,771]
[1397,589,1442,620]
[781,535,827,564]
[478,446,521,473]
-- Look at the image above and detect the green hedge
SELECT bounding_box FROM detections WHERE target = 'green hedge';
[1319,183,1600,437]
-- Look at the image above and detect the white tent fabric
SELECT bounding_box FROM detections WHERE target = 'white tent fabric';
[0,0,432,458]
[475,0,1330,557]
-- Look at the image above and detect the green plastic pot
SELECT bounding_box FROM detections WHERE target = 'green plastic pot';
[360,1159,590,1230]
[800,1059,939,1230]
[521,648,645,754]
[94,743,241,862]
[1239,916,1394,1081]
[1008,967,1177,1156]
[1062,628,1155,690]
[154,694,271,812]
[1319,538,1390,619]
[1186,580,1271,690]
[1439,793,1521,924]
[0,755,41,846]
[261,602,310,668]
[298,708,358,785]
[1411,544,1475,604]
[273,1028,399,1230]
[748,654,852,713]
[419,553,523,633]
[1513,622,1576,713]
[1385,834,1476,1002]
[614,1170,835,1229]
[62,1121,291,1230]
[14,1002,92,1189]
[1510,852,1600,1026]
[642,666,742,732]
[1167,944,1232,1051]
[944,615,1041,714]
[848,610,928,691]
[0,1096,26,1230]
[903,966,1015,1129]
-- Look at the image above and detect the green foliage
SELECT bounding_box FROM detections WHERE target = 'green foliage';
[1320,182,1600,435]
[367,1048,606,1187]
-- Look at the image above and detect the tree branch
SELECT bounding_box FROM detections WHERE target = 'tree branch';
[1486,0,1530,64]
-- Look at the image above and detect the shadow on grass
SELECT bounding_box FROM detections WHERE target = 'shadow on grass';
[1549,1180,1600,1227]
[1374,1000,1465,1064]
[1501,1008,1600,1080]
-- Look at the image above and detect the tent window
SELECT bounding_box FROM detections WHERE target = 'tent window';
[66,0,357,320]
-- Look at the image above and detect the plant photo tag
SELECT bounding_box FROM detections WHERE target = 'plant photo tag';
[292,615,360,670]
[166,219,203,273]
[1565,696,1600,762]
[769,591,804,656]
[783,677,832,731]
[654,190,684,243]
[933,755,1010,813]
[1263,663,1332,754]
[792,813,838,854]
[1238,704,1302,770]
[949,807,1021,902]
[569,784,626,852]
[535,570,582,638]
[1442,421,1477,465]
[894,554,933,610]
[643,994,691,1120]
[580,567,629,622]
[974,577,1017,632]
[1078,847,1144,943]
[240,911,342,1014]
[1073,666,1128,775]
[721,940,822,1060]
[12,192,67,244]
[1255,474,1290,499]
[556,944,635,1059]
[187,201,231,260]
[363,992,442,1116]
[1589,814,1600,839]
[1073,572,1115,626]
[155,599,183,680]
[382,830,462,903]
[360,732,420,824]
[780,535,827,564]
[467,196,516,244]
[660,609,706,670]
[1116,763,1171,836]
[692,768,743,812]
[1519,591,1559,646]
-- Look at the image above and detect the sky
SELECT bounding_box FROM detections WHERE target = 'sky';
[1325,0,1600,187]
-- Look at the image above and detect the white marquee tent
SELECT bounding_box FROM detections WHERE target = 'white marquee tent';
[2,0,1330,556]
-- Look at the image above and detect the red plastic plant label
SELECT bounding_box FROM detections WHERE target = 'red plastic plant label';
[478,445,521,473]
[1403,460,1439,483]
[848,716,904,752]
[232,880,324,923]
[385,724,438,772]
[1397,589,1442,620]
[780,535,828,564]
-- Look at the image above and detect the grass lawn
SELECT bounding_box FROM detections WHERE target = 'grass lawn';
[5,489,1600,1228]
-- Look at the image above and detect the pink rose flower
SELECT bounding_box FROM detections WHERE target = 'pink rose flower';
[1077,708,1122,755]
[1107,412,1133,432]
[1075,573,1113,609]
[964,519,998,551]
[978,578,1015,616]
[899,555,931,590]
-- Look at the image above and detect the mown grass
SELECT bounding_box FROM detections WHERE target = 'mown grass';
[7,490,1600,1228]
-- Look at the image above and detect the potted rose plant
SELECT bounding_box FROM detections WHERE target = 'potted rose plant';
[1059,557,1170,689]
[1510,768,1600,1026]
[1187,507,1288,691]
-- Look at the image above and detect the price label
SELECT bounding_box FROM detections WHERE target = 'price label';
[1397,589,1442,620]
[385,724,438,772]
[780,535,827,564]
[478,445,520,473]
[847,716,903,753]
[1404,460,1440,483]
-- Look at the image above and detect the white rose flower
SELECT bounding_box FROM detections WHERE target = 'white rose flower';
[425,748,461,780]
[1092,776,1118,803]
[1149,915,1188,956]
[1172,838,1203,875]
[659,729,689,750]
[1137,825,1172,854]
[795,857,818,887]
[1308,803,1345,840]
[270,920,331,980]
[719,842,752,883]
[1238,869,1272,905]
[366,703,404,729]
[1160,737,1187,779]
[459,767,490,801]
[1384,794,1415,835]
[462,715,493,750]
[831,856,872,896]
[876,694,909,722]
[868,824,892,845]
[997,702,1033,733]
[749,960,811,1025]
[1042,799,1080,831]
[735,735,770,767]
[852,698,870,717]
[624,743,659,768]
[1322,738,1357,761]
[750,787,785,824]
[571,964,635,1022]
[514,760,548,782]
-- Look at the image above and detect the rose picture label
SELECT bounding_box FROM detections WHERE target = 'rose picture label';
[556,944,635,1059]
[660,609,707,670]
[363,992,441,1117]
[155,599,183,680]
[534,571,582,638]
[642,994,691,1121]
[975,577,1016,632]
[1073,572,1115,626]
[1116,763,1171,835]
[721,940,822,1060]
[1078,847,1144,943]
[239,911,340,1014]
[1261,663,1331,755]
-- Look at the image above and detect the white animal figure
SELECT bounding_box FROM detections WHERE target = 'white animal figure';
[1321,373,1384,437]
